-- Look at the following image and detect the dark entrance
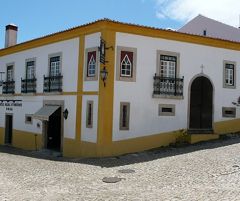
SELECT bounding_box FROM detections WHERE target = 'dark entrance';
[46,107,61,151]
[189,76,213,133]
[5,114,13,144]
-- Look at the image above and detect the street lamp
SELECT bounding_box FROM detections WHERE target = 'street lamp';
[100,67,108,87]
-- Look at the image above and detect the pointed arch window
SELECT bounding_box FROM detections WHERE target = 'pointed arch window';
[120,51,133,77]
[87,51,96,77]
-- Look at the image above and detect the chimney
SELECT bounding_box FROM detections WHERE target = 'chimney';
[5,24,18,48]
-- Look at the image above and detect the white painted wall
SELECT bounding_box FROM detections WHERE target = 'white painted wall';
[0,38,79,93]
[81,95,98,143]
[83,32,101,92]
[0,38,79,139]
[178,15,240,42]
[113,32,240,141]
[0,95,77,139]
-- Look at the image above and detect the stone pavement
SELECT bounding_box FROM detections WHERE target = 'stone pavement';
[1,136,240,201]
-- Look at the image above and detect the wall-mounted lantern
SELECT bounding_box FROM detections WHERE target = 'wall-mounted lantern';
[0,72,5,87]
[100,67,108,87]
[63,108,69,120]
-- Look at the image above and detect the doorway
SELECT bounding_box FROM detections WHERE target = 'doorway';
[46,107,61,151]
[189,76,213,133]
[5,114,13,144]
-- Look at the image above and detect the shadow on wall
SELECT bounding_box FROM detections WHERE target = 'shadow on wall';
[0,133,240,168]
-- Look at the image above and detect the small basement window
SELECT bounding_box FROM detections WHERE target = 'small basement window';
[222,107,236,118]
[25,114,33,124]
[159,104,175,116]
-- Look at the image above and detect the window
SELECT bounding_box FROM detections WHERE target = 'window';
[26,59,35,79]
[160,55,176,78]
[153,50,183,98]
[203,29,207,36]
[25,114,33,124]
[120,102,130,130]
[116,46,137,82]
[87,51,96,77]
[86,101,93,128]
[222,107,236,118]
[50,56,61,76]
[120,51,133,77]
[7,65,14,81]
[85,48,98,81]
[158,104,175,116]
[223,61,236,89]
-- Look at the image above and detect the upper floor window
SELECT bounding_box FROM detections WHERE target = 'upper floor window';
[157,51,180,78]
[153,50,183,98]
[116,46,137,82]
[50,56,61,76]
[3,63,15,94]
[7,65,14,81]
[223,60,236,89]
[120,51,133,77]
[44,53,63,93]
[84,47,98,81]
[26,59,35,79]
[160,55,177,78]
[87,51,96,77]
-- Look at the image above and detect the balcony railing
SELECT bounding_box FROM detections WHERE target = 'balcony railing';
[153,74,184,97]
[21,78,37,93]
[2,80,15,94]
[43,75,63,93]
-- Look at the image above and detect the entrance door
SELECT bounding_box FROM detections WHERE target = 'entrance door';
[46,107,61,151]
[189,76,213,132]
[5,114,13,144]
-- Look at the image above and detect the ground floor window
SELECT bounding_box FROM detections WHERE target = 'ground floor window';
[120,102,130,130]
[86,101,93,128]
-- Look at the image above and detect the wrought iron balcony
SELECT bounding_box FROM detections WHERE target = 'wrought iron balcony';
[21,78,37,93]
[2,80,15,94]
[43,75,63,93]
[153,74,184,97]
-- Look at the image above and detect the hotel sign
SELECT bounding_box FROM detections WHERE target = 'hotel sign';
[0,100,22,107]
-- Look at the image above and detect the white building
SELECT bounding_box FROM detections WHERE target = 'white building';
[0,19,239,157]
[179,14,240,42]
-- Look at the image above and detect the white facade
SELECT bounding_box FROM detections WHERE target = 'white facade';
[0,38,79,140]
[113,32,240,141]
[179,15,240,42]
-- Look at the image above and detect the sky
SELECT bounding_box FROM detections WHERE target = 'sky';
[0,0,240,49]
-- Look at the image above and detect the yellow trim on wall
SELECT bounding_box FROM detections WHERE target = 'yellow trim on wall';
[214,118,240,134]
[0,92,78,97]
[97,29,116,156]
[0,117,239,157]
[82,91,98,95]
[12,130,42,150]
[1,19,240,58]
[63,138,97,158]
[75,36,85,141]
[190,134,219,144]
[105,21,240,51]
[0,23,103,57]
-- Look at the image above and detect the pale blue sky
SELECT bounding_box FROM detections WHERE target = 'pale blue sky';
[0,0,185,49]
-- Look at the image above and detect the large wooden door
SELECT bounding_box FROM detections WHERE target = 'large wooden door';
[189,76,213,131]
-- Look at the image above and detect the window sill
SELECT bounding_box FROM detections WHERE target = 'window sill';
[223,85,236,89]
[152,94,184,100]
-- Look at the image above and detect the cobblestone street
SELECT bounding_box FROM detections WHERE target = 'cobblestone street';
[1,136,240,201]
